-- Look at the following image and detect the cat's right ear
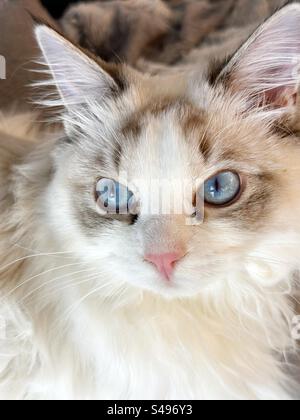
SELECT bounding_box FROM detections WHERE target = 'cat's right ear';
[211,4,300,123]
[35,26,124,108]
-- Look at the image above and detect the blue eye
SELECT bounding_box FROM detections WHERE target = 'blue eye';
[96,179,136,214]
[203,171,241,206]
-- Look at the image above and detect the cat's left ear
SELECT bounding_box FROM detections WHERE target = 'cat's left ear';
[35,25,123,108]
[215,4,300,121]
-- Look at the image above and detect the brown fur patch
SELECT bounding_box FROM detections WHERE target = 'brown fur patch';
[181,109,206,137]
[180,108,212,158]
[121,115,142,139]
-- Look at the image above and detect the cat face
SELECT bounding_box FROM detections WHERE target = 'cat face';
[35,5,300,299]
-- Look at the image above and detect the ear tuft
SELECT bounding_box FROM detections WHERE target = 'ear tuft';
[35,25,118,108]
[217,4,300,118]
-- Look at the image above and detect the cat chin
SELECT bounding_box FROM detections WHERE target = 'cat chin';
[132,273,217,299]
[128,280,208,300]
[93,263,222,300]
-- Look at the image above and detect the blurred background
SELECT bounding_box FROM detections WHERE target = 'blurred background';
[41,0,86,18]
[0,0,288,116]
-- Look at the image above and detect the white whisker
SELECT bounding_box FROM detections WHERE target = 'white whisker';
[1,262,85,302]
[17,267,97,304]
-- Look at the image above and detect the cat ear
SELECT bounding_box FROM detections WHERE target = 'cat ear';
[35,25,120,108]
[217,4,300,119]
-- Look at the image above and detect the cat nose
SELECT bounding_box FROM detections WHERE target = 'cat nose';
[145,252,184,280]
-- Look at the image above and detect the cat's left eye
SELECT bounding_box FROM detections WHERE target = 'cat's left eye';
[203,171,241,206]
[96,179,137,215]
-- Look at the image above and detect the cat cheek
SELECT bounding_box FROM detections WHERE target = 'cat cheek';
[245,261,276,287]
[245,259,290,288]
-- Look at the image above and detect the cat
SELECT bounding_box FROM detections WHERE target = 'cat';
[0,3,300,400]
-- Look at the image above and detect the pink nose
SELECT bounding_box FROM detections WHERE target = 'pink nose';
[145,252,184,280]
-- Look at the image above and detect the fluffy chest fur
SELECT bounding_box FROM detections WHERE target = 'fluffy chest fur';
[0,219,296,400]
[0,276,294,400]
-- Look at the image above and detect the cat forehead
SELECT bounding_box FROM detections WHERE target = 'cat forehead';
[66,82,278,180]
[118,92,273,166]
[120,101,204,180]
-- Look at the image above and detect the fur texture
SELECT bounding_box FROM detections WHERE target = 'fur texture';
[0,5,300,400]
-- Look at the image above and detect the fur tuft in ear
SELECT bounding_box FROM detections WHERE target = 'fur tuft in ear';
[35,26,119,108]
[217,4,300,118]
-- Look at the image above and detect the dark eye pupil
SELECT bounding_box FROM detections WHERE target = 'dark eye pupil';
[214,178,219,192]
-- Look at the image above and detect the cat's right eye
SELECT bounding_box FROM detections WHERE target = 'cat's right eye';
[96,178,137,215]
